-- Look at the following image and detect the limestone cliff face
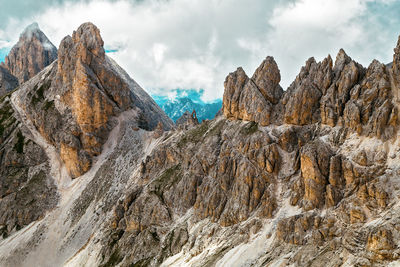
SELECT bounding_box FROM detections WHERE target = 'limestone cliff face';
[0,66,18,97]
[223,57,283,126]
[225,48,398,140]
[392,36,400,89]
[14,22,173,178]
[1,23,57,84]
[56,23,133,177]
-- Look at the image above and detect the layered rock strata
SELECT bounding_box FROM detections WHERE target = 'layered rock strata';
[1,23,57,84]
[14,22,173,178]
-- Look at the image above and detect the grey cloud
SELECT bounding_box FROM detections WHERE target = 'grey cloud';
[0,0,399,102]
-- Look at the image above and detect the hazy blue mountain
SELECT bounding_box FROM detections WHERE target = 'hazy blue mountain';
[153,91,222,122]
[158,97,221,122]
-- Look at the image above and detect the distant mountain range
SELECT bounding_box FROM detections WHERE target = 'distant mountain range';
[155,96,222,122]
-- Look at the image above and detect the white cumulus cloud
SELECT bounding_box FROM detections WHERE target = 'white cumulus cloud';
[0,0,399,102]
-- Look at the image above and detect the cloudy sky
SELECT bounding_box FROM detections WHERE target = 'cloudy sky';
[0,0,399,102]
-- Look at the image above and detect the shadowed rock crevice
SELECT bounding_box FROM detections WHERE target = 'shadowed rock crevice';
[0,67,18,98]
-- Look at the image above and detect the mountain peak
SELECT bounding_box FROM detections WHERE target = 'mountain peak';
[251,56,283,104]
[16,22,172,178]
[223,57,282,126]
[1,22,57,83]
[19,22,55,51]
[72,22,105,59]
[20,22,40,37]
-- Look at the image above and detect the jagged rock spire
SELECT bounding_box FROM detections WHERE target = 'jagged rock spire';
[223,57,283,126]
[1,22,57,84]
[223,44,398,139]
[176,109,199,129]
[251,56,283,104]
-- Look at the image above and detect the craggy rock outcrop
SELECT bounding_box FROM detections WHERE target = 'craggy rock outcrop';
[224,49,398,140]
[14,22,173,178]
[103,119,280,265]
[392,35,400,92]
[281,50,365,126]
[0,66,18,97]
[300,141,333,210]
[223,57,283,126]
[320,50,364,126]
[1,23,57,84]
[283,57,328,125]
[0,93,58,239]
[175,110,199,129]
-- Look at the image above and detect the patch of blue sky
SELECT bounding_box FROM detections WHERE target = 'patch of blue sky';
[0,48,10,63]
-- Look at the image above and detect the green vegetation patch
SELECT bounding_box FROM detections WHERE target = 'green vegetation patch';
[0,88,18,136]
[150,164,182,199]
[100,248,123,267]
[240,121,259,135]
[0,123,4,137]
[206,119,225,137]
[0,225,8,239]
[0,87,18,103]
[0,101,14,124]
[177,121,210,148]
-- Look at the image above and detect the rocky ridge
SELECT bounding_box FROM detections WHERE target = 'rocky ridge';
[15,22,173,178]
[1,23,58,84]
[0,23,400,267]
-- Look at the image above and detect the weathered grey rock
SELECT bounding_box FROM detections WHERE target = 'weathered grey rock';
[392,35,400,91]
[0,95,58,238]
[251,56,283,104]
[176,110,199,129]
[0,67,18,97]
[16,22,173,178]
[223,57,282,126]
[1,23,57,84]
[320,50,364,126]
